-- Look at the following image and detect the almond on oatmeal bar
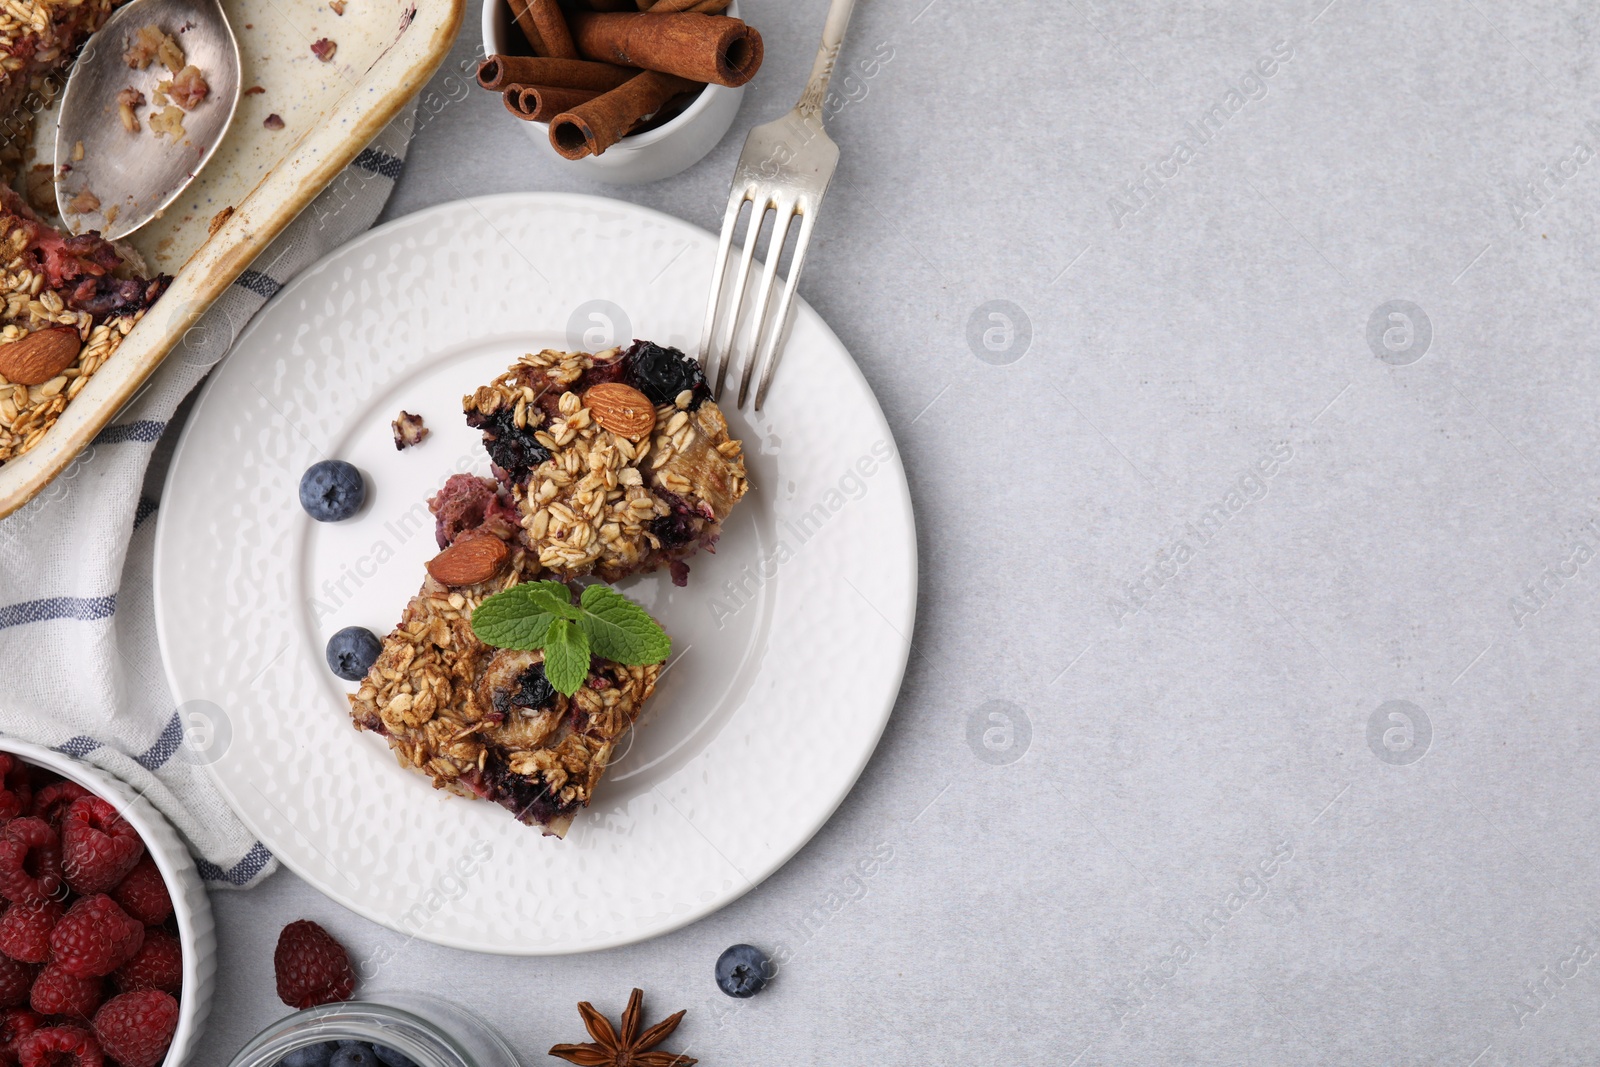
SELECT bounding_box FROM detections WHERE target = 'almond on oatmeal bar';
[463,340,748,586]
[348,474,663,836]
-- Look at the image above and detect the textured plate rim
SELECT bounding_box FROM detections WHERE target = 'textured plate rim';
[153,192,918,954]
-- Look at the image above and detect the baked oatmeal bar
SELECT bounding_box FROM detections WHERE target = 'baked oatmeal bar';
[0,185,168,464]
[463,340,748,585]
[348,474,664,836]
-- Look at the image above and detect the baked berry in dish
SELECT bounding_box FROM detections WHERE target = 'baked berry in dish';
[463,340,748,586]
[347,475,664,836]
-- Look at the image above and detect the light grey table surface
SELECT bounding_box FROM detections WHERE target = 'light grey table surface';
[193,1,1600,1063]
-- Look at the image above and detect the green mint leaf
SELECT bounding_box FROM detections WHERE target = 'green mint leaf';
[523,581,581,621]
[470,586,557,650]
[540,618,590,695]
[577,584,671,665]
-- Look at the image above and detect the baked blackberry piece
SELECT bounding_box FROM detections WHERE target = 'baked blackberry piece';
[463,340,748,586]
[348,474,663,836]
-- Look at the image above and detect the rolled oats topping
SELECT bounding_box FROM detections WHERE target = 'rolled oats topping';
[463,341,749,585]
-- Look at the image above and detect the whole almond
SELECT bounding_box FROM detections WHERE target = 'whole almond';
[426,535,509,587]
[0,327,80,386]
[584,382,656,440]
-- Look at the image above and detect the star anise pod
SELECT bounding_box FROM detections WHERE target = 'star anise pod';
[549,987,697,1067]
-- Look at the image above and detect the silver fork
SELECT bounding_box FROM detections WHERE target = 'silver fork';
[699,0,859,411]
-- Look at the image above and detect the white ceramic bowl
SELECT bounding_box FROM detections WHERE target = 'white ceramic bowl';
[0,738,215,1067]
[481,0,744,184]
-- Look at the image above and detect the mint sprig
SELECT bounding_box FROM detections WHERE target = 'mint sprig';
[470,581,671,696]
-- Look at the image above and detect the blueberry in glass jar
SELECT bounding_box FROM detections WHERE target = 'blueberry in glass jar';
[328,1045,377,1067]
[282,1044,338,1067]
[372,1046,418,1067]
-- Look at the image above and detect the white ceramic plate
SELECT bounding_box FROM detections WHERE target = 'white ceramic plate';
[153,193,916,954]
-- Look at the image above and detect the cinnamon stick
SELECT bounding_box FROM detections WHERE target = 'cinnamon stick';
[506,0,545,53]
[503,84,602,122]
[549,70,697,158]
[513,0,578,58]
[478,55,636,92]
[567,11,762,87]
[637,0,731,12]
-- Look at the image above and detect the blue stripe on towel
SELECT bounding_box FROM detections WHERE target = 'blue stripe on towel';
[234,269,281,300]
[91,420,164,446]
[352,147,404,180]
[197,841,274,886]
[136,712,186,771]
[0,595,115,632]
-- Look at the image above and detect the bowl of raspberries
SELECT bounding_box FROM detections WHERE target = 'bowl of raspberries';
[0,740,214,1067]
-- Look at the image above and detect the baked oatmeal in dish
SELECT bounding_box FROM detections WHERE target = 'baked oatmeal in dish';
[463,340,748,586]
[0,0,119,180]
[0,185,167,463]
[348,474,664,836]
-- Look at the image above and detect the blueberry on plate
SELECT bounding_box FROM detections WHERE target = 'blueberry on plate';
[372,1046,418,1067]
[329,1045,378,1067]
[300,460,366,522]
[282,1043,338,1067]
[715,943,771,998]
[326,626,383,681]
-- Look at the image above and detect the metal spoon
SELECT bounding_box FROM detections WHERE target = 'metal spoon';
[53,0,240,240]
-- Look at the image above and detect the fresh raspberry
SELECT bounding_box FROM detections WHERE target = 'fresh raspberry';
[90,992,175,1067]
[0,1011,45,1067]
[108,860,169,927]
[111,931,180,995]
[0,900,62,964]
[0,821,62,905]
[16,1026,102,1067]
[27,785,87,831]
[273,920,354,1009]
[0,760,30,826]
[0,958,31,1009]
[48,897,142,979]
[27,966,102,1019]
[60,801,143,896]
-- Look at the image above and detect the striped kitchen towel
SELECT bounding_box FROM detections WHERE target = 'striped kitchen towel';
[0,111,418,889]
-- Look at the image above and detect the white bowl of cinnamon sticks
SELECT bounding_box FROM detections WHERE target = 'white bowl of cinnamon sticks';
[480,0,760,184]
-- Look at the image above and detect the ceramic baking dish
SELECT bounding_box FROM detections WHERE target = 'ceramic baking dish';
[0,0,464,517]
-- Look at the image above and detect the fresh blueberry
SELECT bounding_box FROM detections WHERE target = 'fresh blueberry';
[623,340,708,408]
[329,1045,378,1067]
[282,1043,338,1067]
[326,626,383,681]
[715,943,771,998]
[299,460,366,522]
[372,1046,418,1067]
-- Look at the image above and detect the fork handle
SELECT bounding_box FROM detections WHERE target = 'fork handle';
[795,0,860,124]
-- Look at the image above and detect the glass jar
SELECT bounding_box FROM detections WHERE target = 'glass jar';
[226,994,521,1067]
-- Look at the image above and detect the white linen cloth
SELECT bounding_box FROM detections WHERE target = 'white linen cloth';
[0,111,416,888]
